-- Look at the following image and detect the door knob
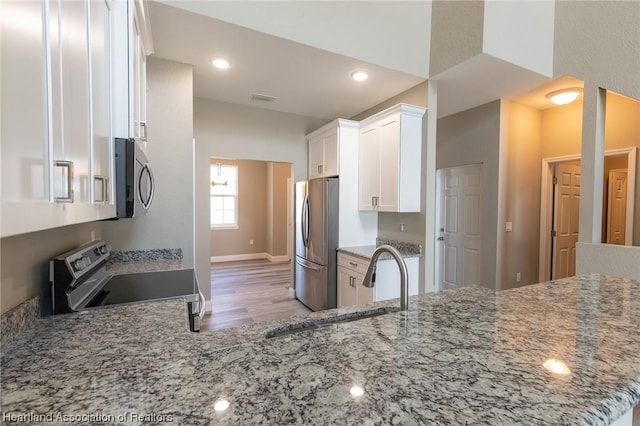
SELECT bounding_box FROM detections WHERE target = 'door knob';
[437,236,444,241]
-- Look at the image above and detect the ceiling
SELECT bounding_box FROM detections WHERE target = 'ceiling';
[147,1,427,120]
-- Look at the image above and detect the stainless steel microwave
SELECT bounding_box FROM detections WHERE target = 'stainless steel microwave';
[114,138,155,218]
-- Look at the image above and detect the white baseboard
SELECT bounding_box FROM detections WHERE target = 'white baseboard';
[210,253,291,263]
[266,254,290,263]
[210,253,267,263]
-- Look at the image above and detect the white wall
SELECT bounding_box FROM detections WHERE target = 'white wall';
[102,58,194,266]
[194,97,328,309]
[160,0,431,78]
[483,1,555,78]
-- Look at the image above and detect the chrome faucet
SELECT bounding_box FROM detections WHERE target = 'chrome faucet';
[362,245,409,311]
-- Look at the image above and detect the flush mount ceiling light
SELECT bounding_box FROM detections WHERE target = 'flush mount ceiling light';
[212,57,231,70]
[351,71,369,82]
[546,87,582,105]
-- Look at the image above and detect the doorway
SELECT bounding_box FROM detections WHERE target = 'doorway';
[539,148,637,280]
[205,158,308,330]
[435,164,483,291]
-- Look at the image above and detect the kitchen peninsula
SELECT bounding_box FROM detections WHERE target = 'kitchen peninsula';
[2,274,640,425]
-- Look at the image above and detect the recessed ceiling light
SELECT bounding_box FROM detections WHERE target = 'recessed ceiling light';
[212,58,231,70]
[546,88,582,105]
[351,71,368,82]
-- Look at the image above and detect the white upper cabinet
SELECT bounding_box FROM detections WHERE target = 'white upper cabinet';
[307,127,339,179]
[0,0,124,237]
[129,0,152,144]
[1,0,65,235]
[358,104,426,213]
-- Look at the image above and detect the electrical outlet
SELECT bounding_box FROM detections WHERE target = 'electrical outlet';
[400,223,405,232]
[250,239,254,245]
[506,222,513,232]
[516,272,521,282]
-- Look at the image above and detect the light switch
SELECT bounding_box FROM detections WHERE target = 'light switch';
[505,222,513,232]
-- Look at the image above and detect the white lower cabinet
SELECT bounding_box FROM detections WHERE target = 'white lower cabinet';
[337,252,419,307]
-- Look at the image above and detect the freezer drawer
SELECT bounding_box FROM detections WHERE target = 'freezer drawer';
[295,256,328,312]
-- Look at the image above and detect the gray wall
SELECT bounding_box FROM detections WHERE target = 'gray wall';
[194,97,327,305]
[554,1,640,100]
[500,101,542,290]
[209,159,290,258]
[436,100,501,289]
[269,162,291,257]
[429,0,484,77]
[102,58,195,267]
[210,159,267,257]
[1,222,102,313]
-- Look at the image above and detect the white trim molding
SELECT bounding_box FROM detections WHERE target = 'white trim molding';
[210,253,290,263]
[538,147,637,281]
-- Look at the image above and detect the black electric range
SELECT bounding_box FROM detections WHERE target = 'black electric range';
[49,240,202,331]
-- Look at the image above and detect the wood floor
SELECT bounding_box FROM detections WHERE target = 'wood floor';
[200,259,311,331]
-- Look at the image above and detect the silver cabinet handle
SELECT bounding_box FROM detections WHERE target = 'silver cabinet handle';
[94,175,107,203]
[349,261,358,267]
[55,160,74,203]
[140,122,147,142]
[371,196,379,207]
[318,164,323,174]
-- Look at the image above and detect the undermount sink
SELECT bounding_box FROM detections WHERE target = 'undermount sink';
[265,306,399,339]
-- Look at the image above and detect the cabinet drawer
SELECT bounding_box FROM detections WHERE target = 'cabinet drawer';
[337,253,370,274]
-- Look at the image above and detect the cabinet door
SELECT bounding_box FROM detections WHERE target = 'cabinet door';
[308,136,324,179]
[322,131,339,177]
[355,271,373,305]
[378,118,400,212]
[358,126,379,211]
[90,0,116,219]
[0,0,65,237]
[338,267,357,307]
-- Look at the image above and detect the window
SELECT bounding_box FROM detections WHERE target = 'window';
[210,163,238,228]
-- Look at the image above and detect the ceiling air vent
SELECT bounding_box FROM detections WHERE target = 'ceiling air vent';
[251,93,276,103]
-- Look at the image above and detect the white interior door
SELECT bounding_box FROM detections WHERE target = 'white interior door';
[552,163,581,279]
[606,169,627,245]
[436,164,482,290]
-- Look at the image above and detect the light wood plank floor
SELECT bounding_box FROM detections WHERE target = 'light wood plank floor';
[200,259,311,331]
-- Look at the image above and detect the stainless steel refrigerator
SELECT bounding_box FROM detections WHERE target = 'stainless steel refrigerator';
[295,178,339,311]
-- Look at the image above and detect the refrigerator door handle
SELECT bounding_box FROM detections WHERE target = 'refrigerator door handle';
[301,195,308,247]
[304,195,311,247]
[296,257,320,271]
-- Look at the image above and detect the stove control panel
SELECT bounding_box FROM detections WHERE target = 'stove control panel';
[53,241,112,281]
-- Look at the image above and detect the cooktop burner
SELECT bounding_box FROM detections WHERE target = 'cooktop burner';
[86,269,198,307]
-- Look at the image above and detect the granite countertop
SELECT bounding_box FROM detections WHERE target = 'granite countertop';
[338,237,423,261]
[2,274,640,425]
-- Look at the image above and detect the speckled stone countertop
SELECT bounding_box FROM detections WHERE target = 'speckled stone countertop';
[338,237,422,261]
[106,248,183,275]
[2,274,640,425]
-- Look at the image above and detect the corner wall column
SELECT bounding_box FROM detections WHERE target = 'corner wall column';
[578,85,606,244]
[424,80,438,291]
